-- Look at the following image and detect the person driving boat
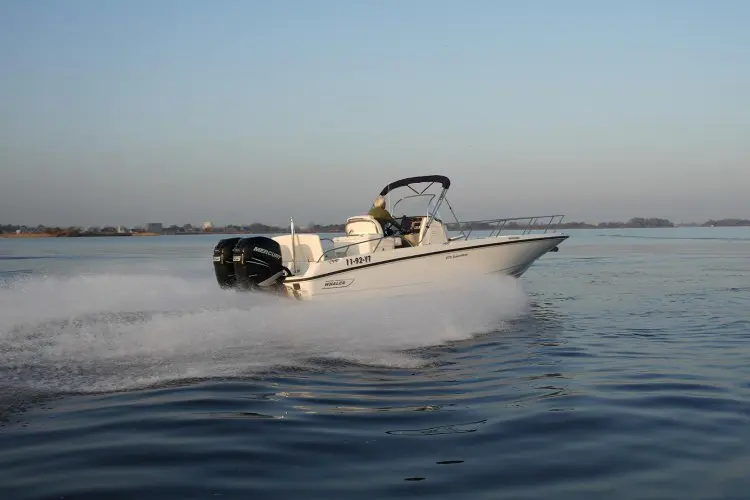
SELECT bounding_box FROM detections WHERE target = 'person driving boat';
[368,195,405,236]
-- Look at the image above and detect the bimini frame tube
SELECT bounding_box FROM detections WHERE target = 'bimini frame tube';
[420,187,448,244]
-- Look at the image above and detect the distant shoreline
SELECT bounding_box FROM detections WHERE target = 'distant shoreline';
[5,215,750,238]
[0,232,161,239]
[2,225,747,239]
[3,217,749,238]
[0,231,277,238]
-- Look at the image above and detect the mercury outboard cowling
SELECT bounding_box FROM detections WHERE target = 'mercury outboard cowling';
[232,236,291,294]
[213,237,243,288]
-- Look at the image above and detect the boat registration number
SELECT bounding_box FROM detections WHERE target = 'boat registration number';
[345,255,371,266]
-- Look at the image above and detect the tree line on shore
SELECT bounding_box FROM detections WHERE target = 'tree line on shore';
[3,217,749,236]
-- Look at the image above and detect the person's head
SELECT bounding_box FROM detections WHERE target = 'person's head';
[373,195,386,209]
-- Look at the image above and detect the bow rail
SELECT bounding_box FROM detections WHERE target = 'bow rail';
[446,214,566,240]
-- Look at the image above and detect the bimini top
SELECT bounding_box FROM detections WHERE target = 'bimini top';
[378,175,451,196]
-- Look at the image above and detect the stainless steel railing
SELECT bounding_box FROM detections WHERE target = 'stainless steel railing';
[317,235,386,262]
[314,214,566,262]
[448,214,566,240]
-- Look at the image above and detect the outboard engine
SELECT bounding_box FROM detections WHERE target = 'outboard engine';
[213,237,243,288]
[232,237,291,294]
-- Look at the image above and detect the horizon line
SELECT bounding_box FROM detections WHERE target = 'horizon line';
[3,216,750,230]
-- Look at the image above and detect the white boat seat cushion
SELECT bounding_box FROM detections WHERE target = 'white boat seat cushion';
[274,234,325,263]
[345,216,384,236]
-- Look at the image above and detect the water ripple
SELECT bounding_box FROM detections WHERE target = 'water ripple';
[2,232,750,499]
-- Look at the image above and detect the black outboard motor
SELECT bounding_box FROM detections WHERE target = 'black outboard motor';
[232,237,291,295]
[213,237,243,288]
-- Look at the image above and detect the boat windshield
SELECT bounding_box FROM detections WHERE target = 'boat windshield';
[389,193,436,218]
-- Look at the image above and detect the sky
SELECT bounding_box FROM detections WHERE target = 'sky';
[1,0,748,227]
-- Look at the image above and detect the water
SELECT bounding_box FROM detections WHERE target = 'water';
[1,228,749,499]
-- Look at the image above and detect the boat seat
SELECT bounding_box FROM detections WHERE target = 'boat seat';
[274,234,325,263]
[402,233,420,246]
[345,215,384,236]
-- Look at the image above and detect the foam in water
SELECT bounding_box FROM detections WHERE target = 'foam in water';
[0,272,529,394]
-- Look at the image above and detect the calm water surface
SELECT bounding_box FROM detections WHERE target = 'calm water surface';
[1,228,749,499]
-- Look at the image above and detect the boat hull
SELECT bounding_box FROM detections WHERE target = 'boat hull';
[283,234,566,300]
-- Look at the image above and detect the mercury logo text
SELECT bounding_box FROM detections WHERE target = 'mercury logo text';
[253,247,281,260]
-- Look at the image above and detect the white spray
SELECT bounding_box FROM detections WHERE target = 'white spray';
[0,272,529,394]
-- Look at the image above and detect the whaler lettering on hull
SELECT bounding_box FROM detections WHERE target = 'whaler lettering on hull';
[322,278,354,289]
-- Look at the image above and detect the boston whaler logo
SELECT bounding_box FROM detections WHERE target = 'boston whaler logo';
[253,246,281,260]
[323,278,354,289]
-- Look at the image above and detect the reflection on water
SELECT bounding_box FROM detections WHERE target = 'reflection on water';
[387,419,487,436]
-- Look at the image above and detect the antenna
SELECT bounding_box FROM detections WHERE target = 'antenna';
[290,217,296,274]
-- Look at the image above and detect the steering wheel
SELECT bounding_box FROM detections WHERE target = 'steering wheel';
[382,220,405,237]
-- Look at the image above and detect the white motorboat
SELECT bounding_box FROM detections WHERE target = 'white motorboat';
[212,175,568,300]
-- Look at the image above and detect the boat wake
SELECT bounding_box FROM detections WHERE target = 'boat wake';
[0,272,529,396]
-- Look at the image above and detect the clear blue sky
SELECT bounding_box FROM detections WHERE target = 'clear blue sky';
[1,0,748,226]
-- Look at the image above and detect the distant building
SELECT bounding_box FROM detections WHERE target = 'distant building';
[146,223,163,234]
